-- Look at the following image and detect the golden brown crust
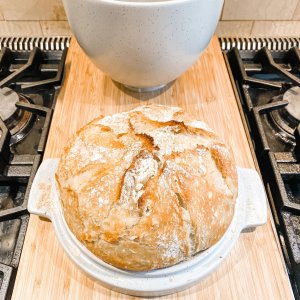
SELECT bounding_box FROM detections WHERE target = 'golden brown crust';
[56,105,238,271]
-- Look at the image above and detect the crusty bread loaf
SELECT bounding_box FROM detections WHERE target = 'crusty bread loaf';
[55,105,238,271]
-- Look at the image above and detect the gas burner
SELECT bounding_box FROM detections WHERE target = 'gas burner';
[270,86,300,141]
[283,87,300,129]
[0,87,35,145]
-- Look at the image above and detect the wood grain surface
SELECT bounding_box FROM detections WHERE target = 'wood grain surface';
[12,36,293,300]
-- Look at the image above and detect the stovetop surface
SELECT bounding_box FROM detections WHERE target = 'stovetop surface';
[221,37,300,300]
[0,36,70,300]
[0,35,296,299]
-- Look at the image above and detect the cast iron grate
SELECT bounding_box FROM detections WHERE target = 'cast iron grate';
[0,36,69,299]
[222,37,300,299]
[0,264,12,300]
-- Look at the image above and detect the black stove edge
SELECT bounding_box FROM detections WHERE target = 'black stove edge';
[219,37,300,51]
[222,54,260,172]
[0,263,13,300]
[0,36,71,51]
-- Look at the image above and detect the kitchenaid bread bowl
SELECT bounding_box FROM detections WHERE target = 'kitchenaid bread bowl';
[28,105,267,296]
[62,0,224,91]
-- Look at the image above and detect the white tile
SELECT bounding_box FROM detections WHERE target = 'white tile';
[0,0,67,21]
[40,21,72,36]
[0,21,42,36]
[222,0,298,20]
[216,21,253,37]
[251,21,300,36]
[292,1,300,20]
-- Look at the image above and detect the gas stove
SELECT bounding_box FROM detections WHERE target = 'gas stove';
[221,37,300,300]
[0,36,70,299]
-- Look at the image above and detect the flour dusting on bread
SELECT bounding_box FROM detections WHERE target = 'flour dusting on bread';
[56,104,238,271]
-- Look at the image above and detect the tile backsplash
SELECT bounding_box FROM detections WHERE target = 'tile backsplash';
[218,0,300,36]
[0,0,66,21]
[222,0,298,21]
[0,0,300,37]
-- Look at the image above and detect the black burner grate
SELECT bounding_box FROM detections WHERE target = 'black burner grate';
[222,36,300,299]
[0,264,12,300]
[0,36,69,299]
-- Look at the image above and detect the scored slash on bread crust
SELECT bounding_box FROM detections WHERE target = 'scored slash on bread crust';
[55,105,238,271]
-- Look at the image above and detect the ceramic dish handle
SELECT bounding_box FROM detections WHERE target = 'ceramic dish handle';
[28,158,59,220]
[28,161,268,231]
[237,168,268,230]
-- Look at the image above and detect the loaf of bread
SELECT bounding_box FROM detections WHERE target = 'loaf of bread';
[55,105,238,271]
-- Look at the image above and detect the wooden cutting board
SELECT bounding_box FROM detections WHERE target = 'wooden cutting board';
[12,36,293,299]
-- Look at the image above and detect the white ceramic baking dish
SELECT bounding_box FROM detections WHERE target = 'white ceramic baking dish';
[28,159,267,297]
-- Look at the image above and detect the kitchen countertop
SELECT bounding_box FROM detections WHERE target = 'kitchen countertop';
[12,36,293,299]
